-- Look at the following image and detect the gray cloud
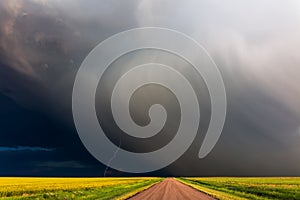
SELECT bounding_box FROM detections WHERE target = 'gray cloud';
[136,0,300,114]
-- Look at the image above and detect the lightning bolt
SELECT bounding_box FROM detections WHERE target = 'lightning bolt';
[103,137,122,177]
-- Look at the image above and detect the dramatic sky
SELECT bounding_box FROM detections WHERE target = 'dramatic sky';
[0,0,300,176]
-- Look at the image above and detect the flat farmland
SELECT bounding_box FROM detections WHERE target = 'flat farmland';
[1,177,300,199]
[178,177,300,200]
[0,177,162,200]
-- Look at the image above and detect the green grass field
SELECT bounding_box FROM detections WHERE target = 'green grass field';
[0,177,162,200]
[178,177,300,200]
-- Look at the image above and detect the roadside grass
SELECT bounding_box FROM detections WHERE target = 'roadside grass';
[0,177,162,200]
[177,177,300,200]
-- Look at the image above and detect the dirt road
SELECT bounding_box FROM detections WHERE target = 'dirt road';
[129,178,215,200]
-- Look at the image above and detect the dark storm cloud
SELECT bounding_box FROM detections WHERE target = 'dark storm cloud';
[0,0,140,176]
[35,161,91,169]
[0,0,299,176]
[0,0,138,108]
